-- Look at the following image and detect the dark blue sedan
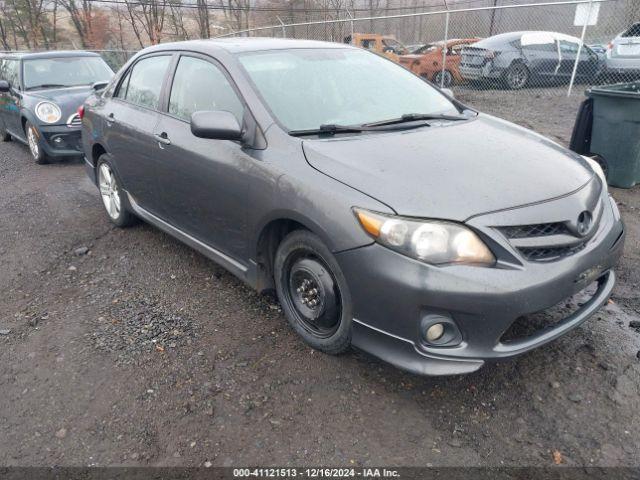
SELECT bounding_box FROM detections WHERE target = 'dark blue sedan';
[0,51,113,164]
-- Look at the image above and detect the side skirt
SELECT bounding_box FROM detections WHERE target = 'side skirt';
[126,192,251,283]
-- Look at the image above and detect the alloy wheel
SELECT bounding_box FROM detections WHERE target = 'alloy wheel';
[27,126,40,159]
[98,163,122,220]
[507,64,528,89]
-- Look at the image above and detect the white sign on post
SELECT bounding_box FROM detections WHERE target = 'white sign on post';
[574,2,600,26]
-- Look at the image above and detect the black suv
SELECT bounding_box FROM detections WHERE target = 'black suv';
[0,51,113,163]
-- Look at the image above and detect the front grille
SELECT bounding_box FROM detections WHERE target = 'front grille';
[501,280,600,343]
[501,222,570,239]
[498,216,599,263]
[518,243,587,262]
[67,113,82,127]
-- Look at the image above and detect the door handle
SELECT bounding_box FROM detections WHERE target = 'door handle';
[154,132,171,147]
[106,113,115,125]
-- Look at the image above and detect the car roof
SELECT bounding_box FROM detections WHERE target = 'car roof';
[0,50,102,60]
[474,31,580,47]
[142,38,355,55]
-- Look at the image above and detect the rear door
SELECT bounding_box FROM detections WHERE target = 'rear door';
[521,40,560,79]
[103,53,172,213]
[152,53,251,260]
[558,41,599,80]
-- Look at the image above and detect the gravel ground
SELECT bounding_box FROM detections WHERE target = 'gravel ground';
[0,90,639,468]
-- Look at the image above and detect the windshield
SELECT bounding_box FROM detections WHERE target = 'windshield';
[23,56,113,90]
[238,48,458,132]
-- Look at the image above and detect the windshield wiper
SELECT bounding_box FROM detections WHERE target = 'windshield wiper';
[289,119,446,136]
[289,124,364,137]
[364,113,469,127]
[26,84,67,90]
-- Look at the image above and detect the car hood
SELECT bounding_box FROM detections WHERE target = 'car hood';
[26,86,94,124]
[302,114,594,221]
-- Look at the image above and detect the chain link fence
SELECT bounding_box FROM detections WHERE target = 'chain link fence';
[214,0,638,144]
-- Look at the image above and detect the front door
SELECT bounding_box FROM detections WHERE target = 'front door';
[152,54,252,261]
[0,59,23,138]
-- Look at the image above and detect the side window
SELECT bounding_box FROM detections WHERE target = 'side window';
[622,23,640,38]
[559,41,579,55]
[115,69,132,99]
[361,39,376,50]
[2,60,20,88]
[450,44,465,56]
[523,42,557,53]
[122,55,171,109]
[168,56,244,123]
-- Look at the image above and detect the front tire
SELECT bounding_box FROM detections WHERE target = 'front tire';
[274,230,352,355]
[1,125,11,142]
[25,121,48,164]
[96,155,136,227]
[504,63,529,90]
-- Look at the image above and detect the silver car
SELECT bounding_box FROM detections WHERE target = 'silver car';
[605,22,640,79]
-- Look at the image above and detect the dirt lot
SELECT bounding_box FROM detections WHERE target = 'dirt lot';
[1,90,639,468]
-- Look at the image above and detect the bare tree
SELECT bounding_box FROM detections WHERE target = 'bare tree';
[195,0,211,38]
[167,0,189,40]
[0,14,12,50]
[2,0,54,49]
[56,0,97,48]
[219,0,251,32]
[122,0,146,47]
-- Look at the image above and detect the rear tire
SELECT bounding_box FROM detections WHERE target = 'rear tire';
[1,126,11,142]
[274,230,352,355]
[434,70,453,87]
[96,155,137,228]
[25,121,48,164]
[504,63,529,90]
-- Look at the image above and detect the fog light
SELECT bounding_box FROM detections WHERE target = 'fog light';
[425,323,445,342]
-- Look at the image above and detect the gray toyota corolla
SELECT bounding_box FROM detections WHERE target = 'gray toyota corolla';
[81,39,624,376]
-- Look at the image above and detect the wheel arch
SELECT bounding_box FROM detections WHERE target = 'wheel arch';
[91,143,107,167]
[253,213,335,294]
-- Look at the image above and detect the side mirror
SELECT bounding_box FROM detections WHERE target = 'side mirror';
[191,110,242,141]
[441,88,454,98]
[92,81,109,92]
[0,80,10,93]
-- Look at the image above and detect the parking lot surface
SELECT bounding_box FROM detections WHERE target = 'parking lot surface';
[1,92,639,467]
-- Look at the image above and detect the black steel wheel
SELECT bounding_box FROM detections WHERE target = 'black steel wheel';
[275,230,352,354]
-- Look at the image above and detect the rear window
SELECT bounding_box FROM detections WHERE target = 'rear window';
[622,23,640,38]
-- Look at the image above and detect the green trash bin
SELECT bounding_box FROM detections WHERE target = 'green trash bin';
[586,82,640,189]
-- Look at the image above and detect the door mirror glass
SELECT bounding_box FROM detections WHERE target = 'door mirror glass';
[191,110,242,140]
[0,80,9,92]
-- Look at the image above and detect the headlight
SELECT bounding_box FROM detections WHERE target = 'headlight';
[35,102,62,124]
[582,155,607,192]
[354,208,495,266]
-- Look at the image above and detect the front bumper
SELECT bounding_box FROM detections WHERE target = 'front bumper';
[336,197,625,376]
[37,124,83,157]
